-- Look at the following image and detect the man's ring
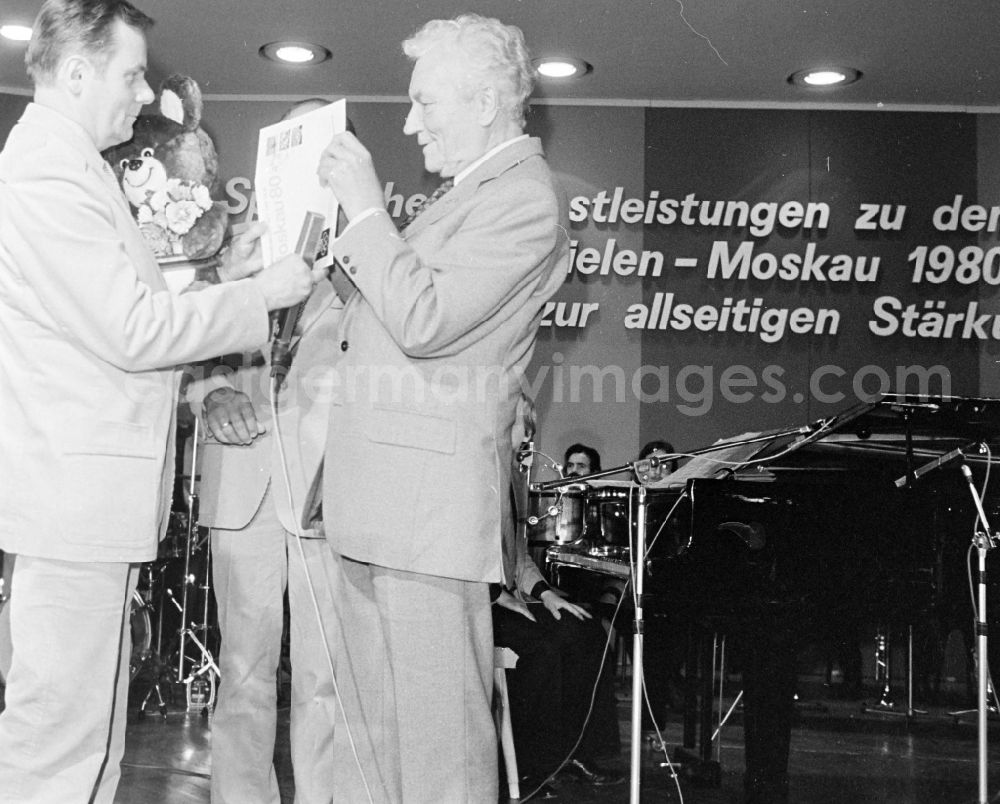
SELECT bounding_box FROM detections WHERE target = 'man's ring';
[221,421,232,428]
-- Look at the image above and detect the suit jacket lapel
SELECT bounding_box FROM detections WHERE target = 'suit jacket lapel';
[404,138,545,236]
[295,278,341,344]
[96,159,132,216]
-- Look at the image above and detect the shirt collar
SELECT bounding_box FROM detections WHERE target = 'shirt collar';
[453,134,529,186]
[22,102,103,164]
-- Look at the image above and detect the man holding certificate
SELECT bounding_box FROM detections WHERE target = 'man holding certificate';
[316,13,569,803]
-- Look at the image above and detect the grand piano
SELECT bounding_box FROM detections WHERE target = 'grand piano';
[541,394,1000,799]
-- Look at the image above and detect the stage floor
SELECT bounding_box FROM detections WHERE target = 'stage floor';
[106,673,1000,804]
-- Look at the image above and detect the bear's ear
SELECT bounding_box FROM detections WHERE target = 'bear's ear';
[158,73,203,132]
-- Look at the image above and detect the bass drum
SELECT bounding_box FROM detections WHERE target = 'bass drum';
[129,590,152,682]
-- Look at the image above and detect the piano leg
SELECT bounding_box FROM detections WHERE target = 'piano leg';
[676,631,717,770]
[672,617,796,803]
[736,617,796,804]
[863,625,926,719]
[672,625,722,786]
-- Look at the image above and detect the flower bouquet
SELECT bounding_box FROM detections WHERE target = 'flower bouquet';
[132,176,215,259]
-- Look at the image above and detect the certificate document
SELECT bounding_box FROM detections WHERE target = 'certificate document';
[254,99,346,267]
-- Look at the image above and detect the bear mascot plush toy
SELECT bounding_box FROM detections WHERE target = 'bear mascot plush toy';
[104,73,229,262]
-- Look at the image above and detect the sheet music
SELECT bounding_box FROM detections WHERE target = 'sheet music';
[254,99,346,267]
[645,434,766,487]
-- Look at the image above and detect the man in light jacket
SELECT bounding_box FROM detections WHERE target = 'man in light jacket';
[0,2,319,800]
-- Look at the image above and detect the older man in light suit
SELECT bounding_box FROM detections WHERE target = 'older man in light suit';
[316,14,569,803]
[0,2,318,802]
[188,270,343,804]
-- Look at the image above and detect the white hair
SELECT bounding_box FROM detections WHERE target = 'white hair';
[402,14,536,126]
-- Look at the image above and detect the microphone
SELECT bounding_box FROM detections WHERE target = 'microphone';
[961,463,997,548]
[270,210,329,382]
[633,451,676,483]
[270,301,306,382]
[893,446,965,488]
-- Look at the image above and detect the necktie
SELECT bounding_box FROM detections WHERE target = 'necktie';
[400,179,454,230]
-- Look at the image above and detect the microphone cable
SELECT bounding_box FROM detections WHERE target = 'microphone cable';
[519,583,624,802]
[269,375,377,804]
[626,489,685,802]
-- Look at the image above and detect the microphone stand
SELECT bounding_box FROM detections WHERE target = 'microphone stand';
[176,417,200,682]
[901,444,998,784]
[538,458,659,804]
[960,459,996,804]
[171,417,221,714]
[628,484,647,804]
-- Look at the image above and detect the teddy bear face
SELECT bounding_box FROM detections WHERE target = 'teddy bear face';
[119,147,168,207]
[102,74,228,262]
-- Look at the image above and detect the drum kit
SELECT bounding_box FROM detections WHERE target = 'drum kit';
[133,421,222,717]
[526,481,634,568]
[523,443,686,580]
[130,506,219,717]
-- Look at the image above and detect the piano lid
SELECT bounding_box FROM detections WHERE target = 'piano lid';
[555,394,1000,496]
[639,394,1000,490]
[642,430,791,489]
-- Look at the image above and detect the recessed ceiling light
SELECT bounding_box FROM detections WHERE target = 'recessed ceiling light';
[259,41,331,66]
[534,57,592,79]
[1,24,33,42]
[789,67,861,88]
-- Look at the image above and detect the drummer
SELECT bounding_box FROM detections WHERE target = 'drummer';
[563,444,602,478]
